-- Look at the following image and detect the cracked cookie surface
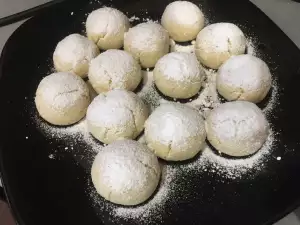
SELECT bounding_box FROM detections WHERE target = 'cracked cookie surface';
[217,54,272,103]
[53,33,99,78]
[124,22,170,68]
[195,22,246,69]
[86,7,130,50]
[91,140,161,206]
[145,103,206,161]
[35,72,90,125]
[86,89,149,144]
[206,101,269,157]
[88,49,142,93]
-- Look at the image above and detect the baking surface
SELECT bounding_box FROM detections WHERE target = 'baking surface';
[0,0,300,225]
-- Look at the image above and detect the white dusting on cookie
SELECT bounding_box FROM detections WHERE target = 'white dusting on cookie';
[91,140,160,205]
[154,52,203,81]
[35,72,89,111]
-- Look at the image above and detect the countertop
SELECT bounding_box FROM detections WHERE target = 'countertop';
[0,0,300,224]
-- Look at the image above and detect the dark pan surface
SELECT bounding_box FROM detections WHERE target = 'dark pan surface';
[1,0,300,225]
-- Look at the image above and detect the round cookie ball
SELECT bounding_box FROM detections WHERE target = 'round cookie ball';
[91,140,161,206]
[206,101,269,157]
[86,89,149,144]
[161,1,205,42]
[35,72,90,126]
[53,34,100,78]
[195,23,246,69]
[145,103,206,161]
[217,54,272,103]
[154,52,204,99]
[124,22,170,68]
[88,49,142,93]
[86,7,130,50]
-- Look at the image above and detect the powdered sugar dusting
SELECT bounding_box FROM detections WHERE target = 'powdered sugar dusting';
[162,1,205,26]
[137,70,162,111]
[36,116,103,156]
[89,49,142,92]
[246,38,257,56]
[217,54,272,103]
[263,77,279,117]
[86,7,130,40]
[185,68,220,118]
[170,39,196,54]
[112,165,176,222]
[32,15,281,224]
[124,22,169,52]
[35,72,90,111]
[129,15,140,22]
[91,140,160,205]
[53,33,99,73]
[145,103,206,157]
[184,128,277,179]
[155,52,202,82]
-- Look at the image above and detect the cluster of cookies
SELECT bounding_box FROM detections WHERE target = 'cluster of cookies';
[35,1,272,206]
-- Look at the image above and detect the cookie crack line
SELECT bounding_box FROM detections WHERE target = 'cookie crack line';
[97,18,110,46]
[124,106,138,136]
[107,190,112,201]
[53,89,80,101]
[229,88,244,101]
[166,139,173,160]
[103,127,109,143]
[227,37,232,55]
[135,158,159,177]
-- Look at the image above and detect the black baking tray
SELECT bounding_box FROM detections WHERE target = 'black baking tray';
[1,0,300,225]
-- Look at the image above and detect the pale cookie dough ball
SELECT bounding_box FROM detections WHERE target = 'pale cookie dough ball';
[195,23,246,69]
[86,90,149,144]
[145,103,206,161]
[217,54,272,103]
[206,101,269,157]
[154,52,204,99]
[88,49,142,93]
[35,72,90,126]
[53,34,100,78]
[86,7,130,50]
[161,1,205,42]
[91,140,161,206]
[124,22,170,68]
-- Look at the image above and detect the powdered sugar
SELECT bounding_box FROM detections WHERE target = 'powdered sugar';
[53,33,99,74]
[183,128,277,179]
[88,49,142,93]
[129,15,140,22]
[144,103,206,160]
[246,38,257,56]
[35,72,90,111]
[86,89,149,144]
[91,140,160,205]
[206,101,270,157]
[112,165,176,222]
[162,1,205,26]
[137,70,162,111]
[154,52,203,82]
[185,68,220,118]
[86,7,130,40]
[32,10,281,224]
[217,54,272,102]
[36,116,102,153]
[196,22,246,53]
[124,22,169,52]
[170,39,196,53]
[161,1,205,41]
[87,94,133,127]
